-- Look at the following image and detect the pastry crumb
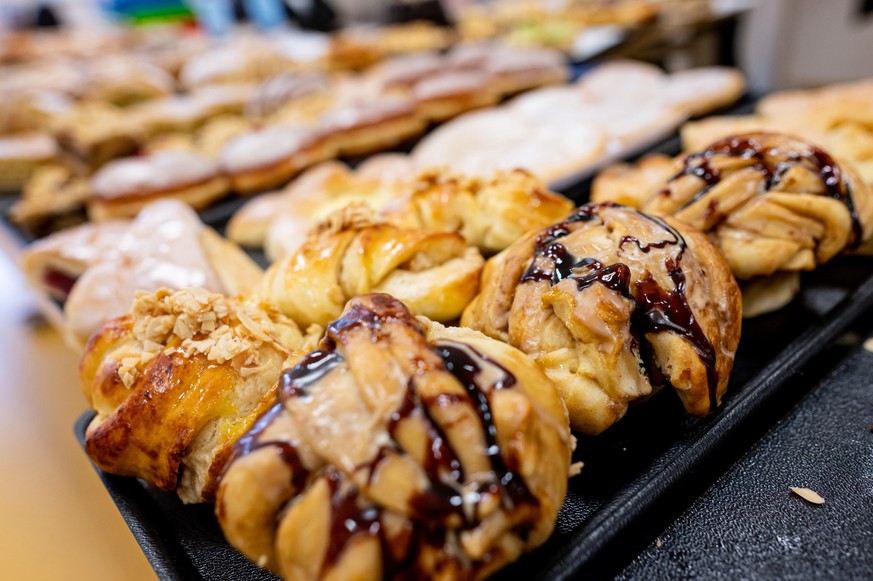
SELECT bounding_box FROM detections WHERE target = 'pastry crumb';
[569,461,584,477]
[655,538,663,548]
[790,486,825,505]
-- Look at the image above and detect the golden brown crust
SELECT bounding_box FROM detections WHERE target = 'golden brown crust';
[80,288,317,503]
[386,169,575,255]
[217,294,571,579]
[462,203,742,434]
[86,175,230,221]
[257,204,485,328]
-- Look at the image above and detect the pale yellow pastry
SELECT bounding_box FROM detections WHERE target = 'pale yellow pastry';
[257,205,484,328]
[0,131,59,190]
[462,202,742,435]
[217,293,572,579]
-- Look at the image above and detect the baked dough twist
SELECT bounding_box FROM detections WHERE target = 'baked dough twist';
[462,203,742,434]
[593,133,873,279]
[80,288,317,503]
[257,205,484,328]
[217,293,572,580]
[592,133,873,316]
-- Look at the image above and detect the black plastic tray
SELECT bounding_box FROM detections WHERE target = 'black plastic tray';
[74,254,873,580]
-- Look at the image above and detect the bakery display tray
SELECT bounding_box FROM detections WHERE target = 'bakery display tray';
[74,258,873,581]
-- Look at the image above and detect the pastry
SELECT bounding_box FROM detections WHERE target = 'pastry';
[257,205,484,328]
[462,202,742,434]
[227,159,407,251]
[591,154,679,208]
[0,88,72,135]
[217,293,572,579]
[128,96,215,138]
[386,169,575,255]
[317,96,426,157]
[412,70,500,122]
[21,219,129,301]
[219,124,335,195]
[595,133,873,314]
[370,51,445,90]
[374,20,454,54]
[244,72,330,119]
[179,43,296,90]
[81,57,175,107]
[143,115,253,159]
[53,102,142,169]
[88,150,230,221]
[80,287,317,503]
[8,161,91,233]
[61,200,264,349]
[0,131,59,191]
[481,46,568,95]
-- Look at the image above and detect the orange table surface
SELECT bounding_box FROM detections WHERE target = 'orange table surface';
[0,252,155,581]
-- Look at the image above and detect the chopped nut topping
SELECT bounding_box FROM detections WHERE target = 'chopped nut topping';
[119,288,293,388]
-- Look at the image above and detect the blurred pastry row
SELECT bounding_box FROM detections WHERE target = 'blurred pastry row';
[3,55,744,236]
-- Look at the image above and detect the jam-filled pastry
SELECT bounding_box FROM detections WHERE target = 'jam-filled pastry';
[462,202,742,435]
[591,133,873,314]
[217,293,572,579]
[58,200,264,349]
[257,205,484,328]
[385,169,575,255]
[81,288,318,503]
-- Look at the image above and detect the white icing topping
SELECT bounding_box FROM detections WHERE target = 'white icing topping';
[413,71,487,100]
[91,151,219,199]
[64,200,224,342]
[219,124,319,173]
[318,97,415,133]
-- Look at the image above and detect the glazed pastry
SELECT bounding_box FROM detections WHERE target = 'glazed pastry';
[591,154,679,208]
[462,203,742,434]
[81,57,175,107]
[257,205,484,328]
[592,133,873,285]
[0,88,72,135]
[318,96,426,157]
[219,124,335,194]
[88,150,230,221]
[129,95,215,137]
[254,166,573,261]
[0,131,59,191]
[227,159,408,251]
[179,43,296,90]
[386,169,575,255]
[62,200,264,348]
[217,293,572,579]
[81,287,317,503]
[8,162,91,233]
[143,115,253,159]
[412,70,500,122]
[21,219,129,301]
[53,102,142,169]
[244,72,330,119]
[370,51,444,90]
[481,46,568,96]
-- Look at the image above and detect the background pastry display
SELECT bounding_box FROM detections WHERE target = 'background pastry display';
[462,202,742,434]
[591,132,873,316]
[412,60,745,184]
[20,200,262,349]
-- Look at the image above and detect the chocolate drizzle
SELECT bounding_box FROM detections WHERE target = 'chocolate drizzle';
[280,349,344,399]
[230,402,310,491]
[669,134,863,246]
[520,203,721,412]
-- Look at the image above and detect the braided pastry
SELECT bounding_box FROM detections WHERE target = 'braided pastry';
[386,169,575,255]
[80,288,318,503]
[592,133,873,280]
[257,205,485,328]
[462,203,742,435]
[217,293,572,580]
